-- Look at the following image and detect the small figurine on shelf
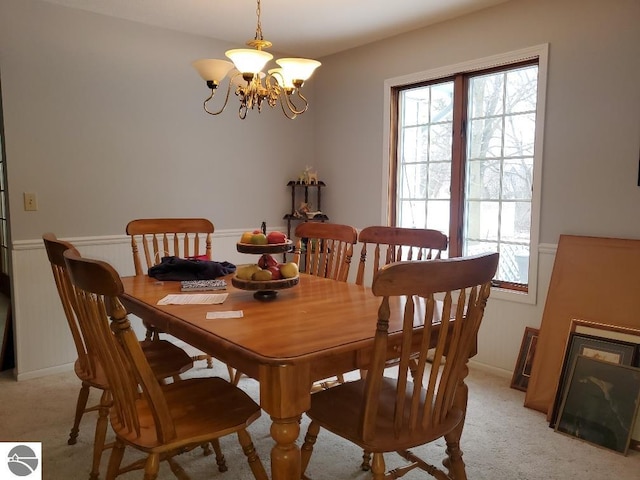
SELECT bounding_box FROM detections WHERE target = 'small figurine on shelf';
[294,202,311,218]
[297,165,318,185]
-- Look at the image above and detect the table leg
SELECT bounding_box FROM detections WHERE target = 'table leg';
[270,415,302,479]
[259,363,311,480]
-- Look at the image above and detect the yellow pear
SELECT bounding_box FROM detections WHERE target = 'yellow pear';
[252,269,273,281]
[236,264,261,280]
[239,231,254,243]
[279,262,299,279]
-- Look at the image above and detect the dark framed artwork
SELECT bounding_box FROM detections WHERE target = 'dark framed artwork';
[555,355,640,454]
[510,327,539,391]
[549,332,638,427]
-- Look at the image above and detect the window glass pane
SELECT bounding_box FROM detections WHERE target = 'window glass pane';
[430,83,454,122]
[504,113,536,157]
[402,89,429,126]
[427,162,451,200]
[500,201,531,243]
[429,123,452,161]
[465,200,499,241]
[469,73,504,118]
[401,126,427,163]
[398,200,426,229]
[399,163,427,198]
[468,117,503,158]
[502,158,533,200]
[426,200,450,234]
[1,248,7,275]
[505,66,538,114]
[464,240,497,256]
[498,243,530,284]
[398,82,454,231]
[467,159,501,200]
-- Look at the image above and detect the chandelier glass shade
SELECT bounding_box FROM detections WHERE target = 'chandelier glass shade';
[192,0,321,119]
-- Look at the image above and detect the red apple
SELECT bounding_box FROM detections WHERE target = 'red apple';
[258,254,279,269]
[267,265,282,280]
[266,231,287,244]
[253,229,262,234]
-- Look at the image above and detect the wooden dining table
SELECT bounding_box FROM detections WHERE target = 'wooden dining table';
[119,273,469,480]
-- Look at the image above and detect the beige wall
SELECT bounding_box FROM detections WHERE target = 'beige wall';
[1,0,316,240]
[312,0,640,371]
[314,0,640,241]
[1,0,639,377]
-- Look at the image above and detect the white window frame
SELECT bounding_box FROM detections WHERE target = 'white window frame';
[381,44,548,305]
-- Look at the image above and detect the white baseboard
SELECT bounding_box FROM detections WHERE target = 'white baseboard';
[15,362,75,381]
[469,359,512,379]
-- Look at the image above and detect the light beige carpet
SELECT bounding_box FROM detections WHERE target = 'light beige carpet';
[1,352,638,479]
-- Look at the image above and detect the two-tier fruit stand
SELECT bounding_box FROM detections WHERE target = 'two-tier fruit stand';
[232,229,298,301]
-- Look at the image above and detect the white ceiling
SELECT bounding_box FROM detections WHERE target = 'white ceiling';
[40,0,511,58]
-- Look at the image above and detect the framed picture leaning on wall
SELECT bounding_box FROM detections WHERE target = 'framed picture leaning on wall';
[549,332,638,428]
[555,355,640,454]
[511,327,539,391]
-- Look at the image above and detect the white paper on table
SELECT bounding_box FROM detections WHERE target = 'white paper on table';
[157,293,228,305]
[206,311,244,319]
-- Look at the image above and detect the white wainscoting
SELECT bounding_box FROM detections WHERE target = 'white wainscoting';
[11,228,256,380]
[10,232,557,380]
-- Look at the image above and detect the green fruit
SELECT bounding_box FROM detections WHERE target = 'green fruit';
[250,233,268,245]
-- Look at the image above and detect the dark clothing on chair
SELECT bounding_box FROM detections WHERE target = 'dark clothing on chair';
[148,256,236,281]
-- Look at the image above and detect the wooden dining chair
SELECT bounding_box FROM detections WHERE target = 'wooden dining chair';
[293,222,358,282]
[43,233,195,480]
[292,222,358,390]
[355,226,449,380]
[63,249,269,480]
[125,218,220,372]
[355,226,448,287]
[300,252,499,480]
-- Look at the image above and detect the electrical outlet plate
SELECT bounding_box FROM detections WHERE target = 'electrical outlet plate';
[23,192,37,211]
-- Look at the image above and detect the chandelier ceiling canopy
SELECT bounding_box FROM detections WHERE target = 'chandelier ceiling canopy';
[192,0,321,120]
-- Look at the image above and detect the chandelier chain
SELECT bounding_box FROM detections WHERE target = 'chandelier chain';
[255,0,264,41]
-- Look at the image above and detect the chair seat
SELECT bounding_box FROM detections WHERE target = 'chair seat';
[75,341,191,387]
[307,377,464,452]
[111,377,262,451]
[139,339,193,379]
[74,355,108,389]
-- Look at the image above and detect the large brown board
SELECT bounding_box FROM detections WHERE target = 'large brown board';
[524,234,640,416]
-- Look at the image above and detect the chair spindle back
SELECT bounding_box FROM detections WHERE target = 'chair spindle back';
[293,222,358,282]
[126,218,214,275]
[43,233,98,378]
[361,252,498,442]
[356,226,448,286]
[63,250,176,443]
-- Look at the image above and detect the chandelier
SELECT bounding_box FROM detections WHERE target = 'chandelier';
[192,0,321,120]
